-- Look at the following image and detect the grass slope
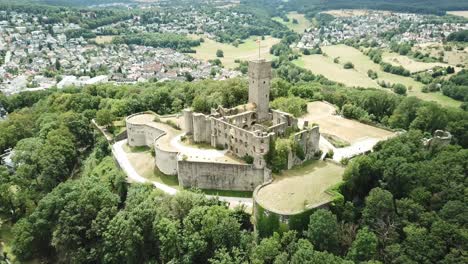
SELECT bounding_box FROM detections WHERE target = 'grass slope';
[294,44,461,107]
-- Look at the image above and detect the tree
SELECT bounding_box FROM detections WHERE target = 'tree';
[306,209,339,253]
[291,239,352,264]
[347,227,378,262]
[343,62,354,69]
[96,109,113,127]
[343,156,379,201]
[216,49,224,58]
[392,83,407,95]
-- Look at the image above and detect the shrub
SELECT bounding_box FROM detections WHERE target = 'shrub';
[242,155,254,164]
[393,84,407,95]
[216,49,224,58]
[325,149,334,159]
[343,62,354,69]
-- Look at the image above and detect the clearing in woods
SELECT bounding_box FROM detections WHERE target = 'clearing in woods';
[255,160,344,214]
[273,12,312,33]
[294,44,461,108]
[189,36,280,69]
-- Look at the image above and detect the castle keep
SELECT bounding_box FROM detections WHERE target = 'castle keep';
[126,59,320,191]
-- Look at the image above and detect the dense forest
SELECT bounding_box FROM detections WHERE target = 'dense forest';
[256,0,468,16]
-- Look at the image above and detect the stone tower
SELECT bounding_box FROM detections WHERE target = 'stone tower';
[248,59,271,121]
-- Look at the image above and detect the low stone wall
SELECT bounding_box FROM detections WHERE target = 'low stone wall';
[177,160,270,191]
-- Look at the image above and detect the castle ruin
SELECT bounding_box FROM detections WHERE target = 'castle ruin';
[126,59,321,191]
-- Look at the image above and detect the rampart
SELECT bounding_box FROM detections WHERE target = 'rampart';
[178,160,271,191]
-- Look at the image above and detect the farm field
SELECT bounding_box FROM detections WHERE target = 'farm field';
[273,12,312,33]
[447,11,468,18]
[300,101,395,144]
[382,52,452,73]
[189,36,280,69]
[323,9,391,17]
[294,44,461,108]
[255,160,344,214]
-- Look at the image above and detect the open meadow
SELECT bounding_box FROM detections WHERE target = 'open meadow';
[414,42,468,67]
[382,52,453,73]
[273,12,312,33]
[294,44,461,107]
[189,36,280,69]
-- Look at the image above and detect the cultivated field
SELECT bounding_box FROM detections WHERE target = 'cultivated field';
[190,36,280,69]
[255,160,344,214]
[294,44,461,107]
[300,101,395,144]
[323,9,391,17]
[382,52,452,73]
[447,11,468,18]
[273,12,312,33]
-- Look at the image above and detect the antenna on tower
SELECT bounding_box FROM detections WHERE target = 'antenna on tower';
[257,37,261,59]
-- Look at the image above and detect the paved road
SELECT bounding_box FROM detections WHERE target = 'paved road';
[320,135,379,162]
[112,140,253,209]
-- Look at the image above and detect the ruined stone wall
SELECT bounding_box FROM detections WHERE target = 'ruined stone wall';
[288,126,321,168]
[210,117,272,168]
[177,160,271,191]
[192,113,212,143]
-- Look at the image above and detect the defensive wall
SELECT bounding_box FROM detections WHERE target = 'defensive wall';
[126,112,179,175]
[178,160,271,191]
[126,112,272,191]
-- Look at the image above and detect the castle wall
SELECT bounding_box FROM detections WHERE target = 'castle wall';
[154,142,178,175]
[178,160,271,191]
[192,113,212,143]
[288,126,321,168]
[183,109,194,135]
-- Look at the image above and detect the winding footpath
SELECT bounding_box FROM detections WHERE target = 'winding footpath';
[112,139,253,209]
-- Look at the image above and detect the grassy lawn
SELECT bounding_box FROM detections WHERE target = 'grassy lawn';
[124,144,181,189]
[322,133,350,148]
[255,160,344,214]
[273,12,312,33]
[189,36,280,69]
[294,44,461,108]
